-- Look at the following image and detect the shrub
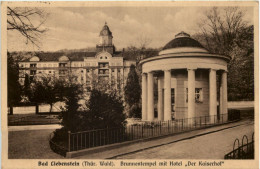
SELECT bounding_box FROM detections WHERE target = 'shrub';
[129,104,141,118]
[83,89,126,130]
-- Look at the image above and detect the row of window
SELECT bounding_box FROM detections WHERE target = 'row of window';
[21,63,60,68]
[27,68,123,75]
[21,61,124,68]
[30,70,70,75]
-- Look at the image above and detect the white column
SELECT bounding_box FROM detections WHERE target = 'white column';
[142,73,147,121]
[220,74,223,115]
[222,71,228,115]
[147,72,154,121]
[164,70,171,121]
[188,69,195,121]
[209,69,217,123]
[158,77,164,121]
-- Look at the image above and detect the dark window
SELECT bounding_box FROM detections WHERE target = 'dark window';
[186,88,203,103]
[171,88,175,112]
[59,63,67,67]
[30,64,36,68]
[195,88,203,103]
[30,70,36,75]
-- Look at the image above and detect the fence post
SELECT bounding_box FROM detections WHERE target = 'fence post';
[68,131,71,152]
[168,120,169,133]
[233,138,240,158]
[141,124,143,138]
[158,121,160,135]
[131,125,134,140]
[182,119,183,130]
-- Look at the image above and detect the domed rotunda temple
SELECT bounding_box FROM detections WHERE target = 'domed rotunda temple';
[140,32,231,123]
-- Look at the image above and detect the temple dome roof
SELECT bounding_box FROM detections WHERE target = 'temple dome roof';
[159,31,209,55]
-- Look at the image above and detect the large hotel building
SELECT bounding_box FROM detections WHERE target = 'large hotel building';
[18,23,136,92]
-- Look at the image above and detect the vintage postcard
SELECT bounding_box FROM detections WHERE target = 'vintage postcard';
[1,1,259,169]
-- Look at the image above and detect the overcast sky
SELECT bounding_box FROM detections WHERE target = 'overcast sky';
[7,6,254,52]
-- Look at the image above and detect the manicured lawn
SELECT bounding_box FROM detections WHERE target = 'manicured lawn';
[8,129,64,159]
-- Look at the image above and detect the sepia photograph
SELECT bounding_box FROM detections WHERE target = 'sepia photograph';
[1,1,259,169]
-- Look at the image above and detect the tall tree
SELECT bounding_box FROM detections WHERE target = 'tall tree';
[196,7,254,101]
[60,79,83,131]
[198,7,247,55]
[29,75,66,112]
[124,64,141,117]
[227,25,254,101]
[7,52,22,112]
[23,73,31,99]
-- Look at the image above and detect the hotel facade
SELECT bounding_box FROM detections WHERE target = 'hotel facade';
[18,23,136,92]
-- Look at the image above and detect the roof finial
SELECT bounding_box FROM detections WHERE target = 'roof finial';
[175,31,190,38]
[105,21,107,25]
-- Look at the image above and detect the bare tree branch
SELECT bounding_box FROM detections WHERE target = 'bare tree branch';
[7,7,48,48]
[198,7,247,55]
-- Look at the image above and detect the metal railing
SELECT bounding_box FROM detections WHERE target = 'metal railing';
[224,133,254,159]
[68,113,238,152]
[49,132,68,157]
